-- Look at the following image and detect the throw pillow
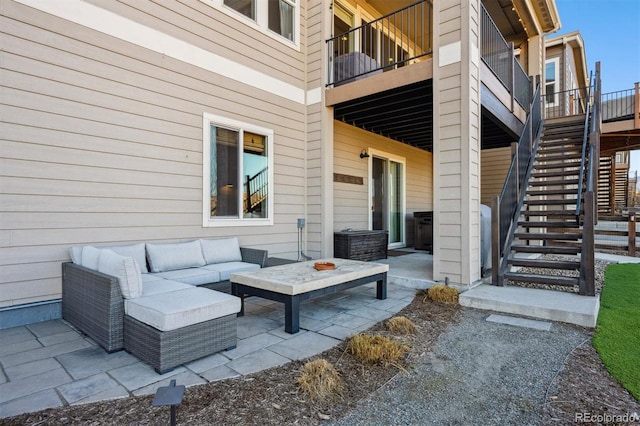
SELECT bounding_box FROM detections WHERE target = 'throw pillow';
[69,246,83,265]
[80,246,101,270]
[97,249,143,299]
[104,243,149,273]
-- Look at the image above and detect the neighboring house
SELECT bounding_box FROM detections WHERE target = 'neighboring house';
[543,31,589,118]
[0,0,562,326]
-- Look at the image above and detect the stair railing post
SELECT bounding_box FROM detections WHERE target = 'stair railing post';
[580,192,595,296]
[491,195,502,286]
[629,211,636,257]
[634,82,640,129]
[510,42,515,112]
[511,142,519,195]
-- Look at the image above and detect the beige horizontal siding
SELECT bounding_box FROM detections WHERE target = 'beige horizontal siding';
[480,147,511,205]
[333,121,433,245]
[0,0,309,307]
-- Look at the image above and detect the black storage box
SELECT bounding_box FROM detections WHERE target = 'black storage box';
[413,211,433,253]
[334,230,388,261]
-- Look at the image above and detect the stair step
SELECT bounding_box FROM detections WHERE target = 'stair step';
[529,179,580,187]
[527,189,578,196]
[507,258,580,270]
[514,232,581,241]
[524,199,577,206]
[536,154,582,163]
[542,132,585,141]
[537,146,582,155]
[511,244,581,255]
[517,220,580,228]
[539,139,583,147]
[534,162,582,170]
[504,272,579,287]
[522,209,578,216]
[532,170,581,178]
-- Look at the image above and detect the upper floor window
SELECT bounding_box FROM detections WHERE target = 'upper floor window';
[203,113,274,227]
[216,0,298,45]
[545,57,560,106]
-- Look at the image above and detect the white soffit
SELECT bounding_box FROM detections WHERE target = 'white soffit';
[15,0,320,105]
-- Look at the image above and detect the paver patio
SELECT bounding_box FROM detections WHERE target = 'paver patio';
[0,276,420,419]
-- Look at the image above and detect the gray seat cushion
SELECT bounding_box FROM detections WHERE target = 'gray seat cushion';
[152,268,221,285]
[202,261,261,281]
[124,287,241,331]
[141,278,193,297]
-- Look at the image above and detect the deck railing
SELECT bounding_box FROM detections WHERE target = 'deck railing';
[542,86,591,119]
[543,82,639,123]
[601,84,639,123]
[326,0,432,86]
[480,4,531,111]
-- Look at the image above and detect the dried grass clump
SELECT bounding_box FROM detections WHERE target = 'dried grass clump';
[385,316,417,335]
[427,284,460,304]
[346,334,408,364]
[297,359,345,401]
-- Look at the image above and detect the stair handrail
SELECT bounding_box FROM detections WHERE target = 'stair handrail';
[575,70,594,218]
[578,62,601,296]
[492,83,543,285]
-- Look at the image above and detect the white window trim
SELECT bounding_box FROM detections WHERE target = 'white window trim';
[545,57,560,107]
[202,0,300,50]
[202,113,274,227]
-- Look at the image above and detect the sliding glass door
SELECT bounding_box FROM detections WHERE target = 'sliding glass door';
[370,152,405,247]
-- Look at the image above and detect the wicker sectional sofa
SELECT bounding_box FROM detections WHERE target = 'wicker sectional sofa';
[62,238,267,373]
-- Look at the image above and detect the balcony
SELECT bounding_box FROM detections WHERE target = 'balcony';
[325,1,534,152]
[326,1,432,87]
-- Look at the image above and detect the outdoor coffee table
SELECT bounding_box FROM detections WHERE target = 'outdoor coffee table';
[230,258,388,334]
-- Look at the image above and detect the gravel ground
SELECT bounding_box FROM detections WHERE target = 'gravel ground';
[331,309,592,426]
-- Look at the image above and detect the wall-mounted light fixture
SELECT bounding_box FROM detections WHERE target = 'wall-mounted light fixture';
[359,149,370,159]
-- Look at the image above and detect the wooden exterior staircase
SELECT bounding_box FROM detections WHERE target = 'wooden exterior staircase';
[492,63,600,297]
[502,116,586,289]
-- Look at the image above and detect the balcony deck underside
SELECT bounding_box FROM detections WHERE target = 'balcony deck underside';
[326,60,525,152]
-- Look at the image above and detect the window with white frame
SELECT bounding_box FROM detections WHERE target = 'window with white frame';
[203,113,274,227]
[214,0,298,44]
[545,57,560,106]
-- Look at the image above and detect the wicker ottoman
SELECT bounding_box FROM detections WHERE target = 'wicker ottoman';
[124,287,241,373]
[124,314,237,374]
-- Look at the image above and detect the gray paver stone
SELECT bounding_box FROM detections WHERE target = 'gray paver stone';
[268,332,340,360]
[26,320,74,338]
[201,364,242,382]
[185,353,231,374]
[0,388,63,419]
[5,357,62,381]
[224,332,283,360]
[0,367,71,404]
[57,372,125,404]
[226,349,290,375]
[132,370,206,396]
[57,346,138,379]
[109,362,187,391]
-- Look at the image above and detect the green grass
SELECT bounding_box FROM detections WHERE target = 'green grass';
[592,263,640,400]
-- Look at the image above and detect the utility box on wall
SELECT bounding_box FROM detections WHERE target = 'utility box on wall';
[333,230,388,261]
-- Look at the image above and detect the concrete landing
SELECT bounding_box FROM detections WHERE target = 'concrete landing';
[459,284,600,328]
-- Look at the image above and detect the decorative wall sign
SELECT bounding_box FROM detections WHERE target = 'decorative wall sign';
[334,173,364,185]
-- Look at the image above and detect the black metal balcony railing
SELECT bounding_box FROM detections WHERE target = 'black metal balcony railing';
[601,87,637,122]
[542,86,591,119]
[326,0,432,86]
[480,4,531,111]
